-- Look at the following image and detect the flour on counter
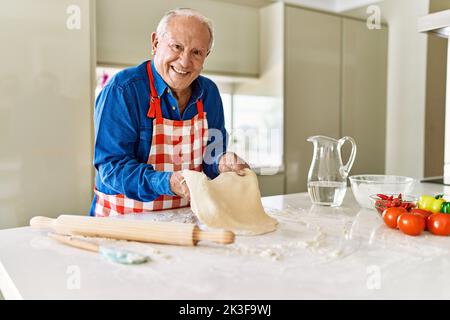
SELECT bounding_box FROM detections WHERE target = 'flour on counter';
[223,217,341,261]
[224,230,340,262]
[218,206,359,262]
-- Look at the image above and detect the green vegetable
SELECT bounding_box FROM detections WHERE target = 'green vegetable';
[440,202,450,214]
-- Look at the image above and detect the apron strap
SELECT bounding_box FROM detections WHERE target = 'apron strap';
[196,99,204,119]
[146,61,162,119]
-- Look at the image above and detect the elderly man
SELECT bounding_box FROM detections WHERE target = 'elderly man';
[90,8,249,217]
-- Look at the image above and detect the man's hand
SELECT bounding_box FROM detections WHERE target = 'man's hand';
[170,171,190,200]
[218,152,250,176]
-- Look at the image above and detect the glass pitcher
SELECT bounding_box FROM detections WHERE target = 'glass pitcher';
[307,135,357,207]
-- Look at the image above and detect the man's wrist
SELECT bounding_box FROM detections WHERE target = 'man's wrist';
[215,152,226,174]
[167,172,176,196]
[153,171,176,196]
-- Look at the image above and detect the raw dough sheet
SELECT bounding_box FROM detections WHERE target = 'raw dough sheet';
[183,169,278,235]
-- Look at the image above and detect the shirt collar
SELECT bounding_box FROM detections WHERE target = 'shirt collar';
[150,60,204,101]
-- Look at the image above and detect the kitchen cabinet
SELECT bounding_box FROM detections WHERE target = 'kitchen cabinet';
[420,6,450,180]
[341,18,388,176]
[96,0,259,76]
[284,5,388,193]
[285,6,342,193]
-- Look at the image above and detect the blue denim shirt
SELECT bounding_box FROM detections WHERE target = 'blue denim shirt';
[90,60,227,215]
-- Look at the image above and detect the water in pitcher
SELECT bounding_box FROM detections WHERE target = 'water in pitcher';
[306,135,357,207]
[307,181,347,207]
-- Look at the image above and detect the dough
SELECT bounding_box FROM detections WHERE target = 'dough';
[182,168,278,235]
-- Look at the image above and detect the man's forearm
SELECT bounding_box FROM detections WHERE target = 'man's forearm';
[97,158,174,201]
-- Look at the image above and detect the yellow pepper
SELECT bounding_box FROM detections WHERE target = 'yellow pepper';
[418,195,446,213]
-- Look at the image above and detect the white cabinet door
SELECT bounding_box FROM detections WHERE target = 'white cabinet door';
[342,18,388,176]
[0,0,95,228]
[284,6,342,193]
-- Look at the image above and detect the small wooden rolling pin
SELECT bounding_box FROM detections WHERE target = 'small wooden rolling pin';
[30,215,235,246]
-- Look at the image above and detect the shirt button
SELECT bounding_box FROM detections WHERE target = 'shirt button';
[172,106,176,110]
[167,88,171,94]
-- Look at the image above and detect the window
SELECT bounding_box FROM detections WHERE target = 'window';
[95,66,122,98]
[228,95,283,174]
[220,92,233,133]
[214,80,283,174]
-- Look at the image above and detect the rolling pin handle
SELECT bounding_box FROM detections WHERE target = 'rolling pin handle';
[30,216,56,229]
[193,227,235,245]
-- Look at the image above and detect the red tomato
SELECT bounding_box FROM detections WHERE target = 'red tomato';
[382,207,407,229]
[410,208,433,219]
[427,213,450,236]
[397,213,426,236]
[410,208,433,229]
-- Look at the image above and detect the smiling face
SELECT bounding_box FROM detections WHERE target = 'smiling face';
[151,15,211,95]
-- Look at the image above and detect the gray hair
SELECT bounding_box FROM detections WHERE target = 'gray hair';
[156,8,214,52]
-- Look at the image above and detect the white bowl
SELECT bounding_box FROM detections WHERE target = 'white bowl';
[349,175,416,209]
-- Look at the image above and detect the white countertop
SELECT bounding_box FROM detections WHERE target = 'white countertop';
[2,182,450,300]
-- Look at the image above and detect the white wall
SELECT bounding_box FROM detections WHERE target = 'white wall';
[0,0,95,229]
[382,0,430,179]
[96,0,260,76]
[344,0,431,179]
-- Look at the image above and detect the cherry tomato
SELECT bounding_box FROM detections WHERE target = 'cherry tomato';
[382,207,407,229]
[427,213,450,236]
[397,213,426,236]
[410,208,433,229]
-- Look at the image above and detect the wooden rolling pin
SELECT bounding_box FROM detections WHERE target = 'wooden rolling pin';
[30,215,235,246]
